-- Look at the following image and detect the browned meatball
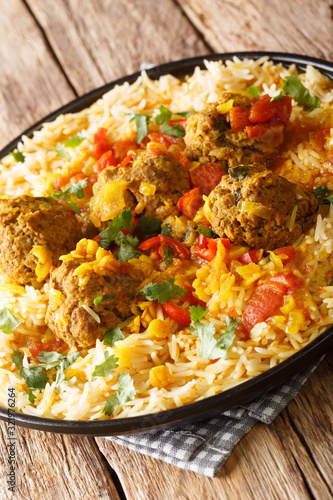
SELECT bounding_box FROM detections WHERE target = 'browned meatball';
[46,248,145,348]
[0,196,82,285]
[92,150,190,222]
[205,164,318,250]
[184,92,284,168]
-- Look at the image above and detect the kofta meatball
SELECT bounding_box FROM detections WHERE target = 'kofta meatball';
[91,149,190,223]
[205,164,318,250]
[46,243,145,348]
[184,92,286,168]
[0,196,82,285]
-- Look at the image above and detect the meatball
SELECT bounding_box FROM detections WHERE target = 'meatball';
[184,92,285,168]
[0,196,82,285]
[46,242,145,348]
[205,164,318,250]
[91,150,190,223]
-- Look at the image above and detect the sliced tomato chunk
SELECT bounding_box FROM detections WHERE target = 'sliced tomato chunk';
[274,246,295,263]
[229,106,252,132]
[241,271,303,334]
[139,235,191,259]
[161,301,191,326]
[239,249,264,265]
[249,95,292,126]
[176,188,203,220]
[94,150,116,174]
[94,127,111,160]
[189,163,226,196]
[245,124,267,139]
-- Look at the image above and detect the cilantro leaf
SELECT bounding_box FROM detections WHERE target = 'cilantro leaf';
[49,178,88,214]
[313,184,331,201]
[66,178,88,199]
[10,151,25,163]
[0,308,22,334]
[104,372,136,416]
[282,74,320,110]
[135,216,161,234]
[115,234,140,262]
[35,351,80,391]
[197,225,214,238]
[104,394,119,416]
[20,365,49,390]
[247,85,261,97]
[138,278,187,304]
[116,372,136,405]
[125,112,151,144]
[189,305,208,323]
[190,316,238,360]
[28,388,36,403]
[111,207,133,231]
[64,134,85,148]
[55,143,71,160]
[99,224,120,249]
[160,122,185,138]
[12,350,23,370]
[154,105,172,125]
[91,351,119,380]
[36,351,65,369]
[164,246,174,266]
[94,294,115,307]
[271,90,284,102]
[161,224,171,236]
[104,326,125,346]
[175,110,195,118]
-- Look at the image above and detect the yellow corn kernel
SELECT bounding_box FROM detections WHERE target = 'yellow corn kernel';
[129,315,141,333]
[90,180,129,222]
[149,365,171,388]
[268,251,284,269]
[217,99,234,114]
[114,345,131,367]
[236,262,266,285]
[147,318,170,338]
[280,295,296,315]
[86,239,100,256]
[139,182,156,196]
[287,309,305,334]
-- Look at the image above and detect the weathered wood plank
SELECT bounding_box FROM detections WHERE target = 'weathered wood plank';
[26,0,209,95]
[0,0,75,149]
[0,423,121,500]
[179,0,333,61]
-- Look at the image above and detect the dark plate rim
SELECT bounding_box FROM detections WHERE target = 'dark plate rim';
[1,51,333,436]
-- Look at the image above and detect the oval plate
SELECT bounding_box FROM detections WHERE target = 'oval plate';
[0,52,333,436]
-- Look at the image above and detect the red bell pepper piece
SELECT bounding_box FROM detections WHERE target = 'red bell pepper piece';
[239,249,264,265]
[312,128,330,148]
[94,150,116,173]
[161,301,191,326]
[189,162,226,196]
[274,246,295,263]
[139,235,191,259]
[176,188,203,220]
[182,286,206,307]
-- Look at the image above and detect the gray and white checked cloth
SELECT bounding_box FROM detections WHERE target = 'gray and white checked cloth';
[105,361,320,477]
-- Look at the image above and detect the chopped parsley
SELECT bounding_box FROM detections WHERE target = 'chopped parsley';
[313,184,332,203]
[154,105,186,138]
[164,245,174,266]
[10,151,25,163]
[94,294,115,307]
[247,85,261,97]
[110,208,133,231]
[11,350,23,370]
[0,308,22,334]
[137,278,188,304]
[104,372,136,416]
[189,309,239,360]
[197,225,214,238]
[189,305,208,323]
[91,351,119,380]
[36,351,81,391]
[161,224,171,236]
[272,74,320,110]
[49,178,88,214]
[98,209,140,261]
[125,112,151,144]
[56,134,86,160]
[103,326,125,346]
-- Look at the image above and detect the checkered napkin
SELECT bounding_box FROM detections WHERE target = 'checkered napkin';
[105,362,320,477]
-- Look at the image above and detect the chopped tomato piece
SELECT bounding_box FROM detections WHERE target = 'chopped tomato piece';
[245,124,267,138]
[92,235,101,243]
[94,150,116,173]
[249,95,292,126]
[169,119,187,130]
[147,132,184,147]
[241,271,303,334]
[176,188,203,220]
[239,249,264,265]
[312,128,330,148]
[229,107,251,132]
[161,301,191,326]
[189,163,225,196]
[139,235,191,259]
[94,127,111,160]
[111,139,139,164]
[197,234,208,249]
[193,239,217,261]
[274,246,295,263]
[53,175,69,190]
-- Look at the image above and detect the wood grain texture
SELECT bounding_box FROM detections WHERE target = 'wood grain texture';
[26,0,209,95]
[179,0,333,60]
[0,0,75,149]
[0,423,121,500]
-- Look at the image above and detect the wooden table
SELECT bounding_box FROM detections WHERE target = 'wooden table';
[0,1,332,498]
